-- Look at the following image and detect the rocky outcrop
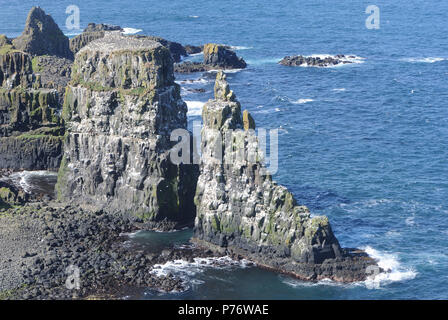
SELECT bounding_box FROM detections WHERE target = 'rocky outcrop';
[71,25,188,63]
[193,72,378,282]
[174,61,211,73]
[0,35,11,47]
[0,180,29,206]
[12,7,73,59]
[174,44,246,73]
[203,43,246,69]
[184,45,202,55]
[279,55,357,67]
[56,32,197,227]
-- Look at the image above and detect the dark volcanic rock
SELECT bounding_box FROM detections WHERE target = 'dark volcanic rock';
[57,32,198,228]
[0,202,220,300]
[203,43,246,69]
[0,51,34,89]
[174,61,211,73]
[175,44,246,73]
[279,55,355,67]
[0,35,11,47]
[134,35,187,63]
[12,7,73,59]
[192,72,379,282]
[184,45,202,55]
[0,134,63,170]
[84,23,122,33]
[0,180,29,206]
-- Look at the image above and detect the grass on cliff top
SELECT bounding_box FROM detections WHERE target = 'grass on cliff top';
[0,45,20,55]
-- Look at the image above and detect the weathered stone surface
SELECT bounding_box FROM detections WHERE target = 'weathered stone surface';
[136,35,187,63]
[174,44,246,73]
[57,32,197,227]
[193,72,378,282]
[242,110,255,131]
[203,43,246,69]
[0,35,11,47]
[12,7,73,59]
[70,23,123,55]
[0,52,34,89]
[0,180,29,206]
[0,134,63,170]
[30,55,72,97]
[184,45,202,55]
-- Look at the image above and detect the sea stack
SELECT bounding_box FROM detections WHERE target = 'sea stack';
[193,71,377,282]
[13,6,73,59]
[56,32,197,228]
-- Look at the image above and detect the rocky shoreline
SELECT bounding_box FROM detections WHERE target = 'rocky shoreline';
[0,201,222,300]
[0,6,381,300]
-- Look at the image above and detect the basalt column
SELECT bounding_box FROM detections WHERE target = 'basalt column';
[193,72,378,282]
[56,33,197,227]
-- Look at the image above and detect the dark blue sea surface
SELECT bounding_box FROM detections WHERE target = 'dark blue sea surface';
[2,0,448,299]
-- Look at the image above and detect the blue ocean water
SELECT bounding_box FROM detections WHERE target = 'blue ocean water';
[2,0,448,299]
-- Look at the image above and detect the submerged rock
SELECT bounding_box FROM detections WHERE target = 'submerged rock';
[279,55,356,67]
[193,71,378,282]
[56,32,198,228]
[12,7,73,59]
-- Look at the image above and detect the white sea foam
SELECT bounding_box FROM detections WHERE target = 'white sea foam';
[229,45,253,50]
[332,88,346,92]
[402,57,446,63]
[363,246,417,289]
[122,27,143,35]
[292,98,314,104]
[177,78,210,85]
[294,54,365,68]
[189,15,200,18]
[185,100,205,116]
[246,57,283,66]
[150,256,254,292]
[282,246,416,290]
[9,170,57,193]
[206,68,244,74]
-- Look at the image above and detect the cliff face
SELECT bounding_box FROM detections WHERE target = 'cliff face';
[0,7,71,171]
[193,72,377,282]
[0,51,63,170]
[56,32,197,227]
